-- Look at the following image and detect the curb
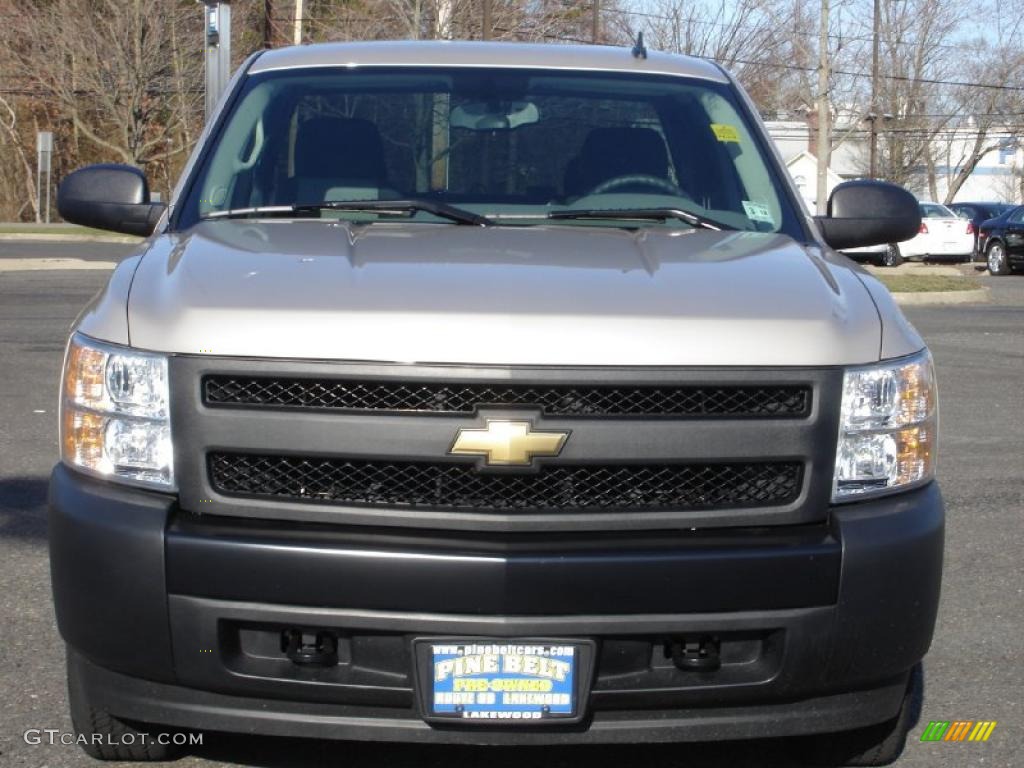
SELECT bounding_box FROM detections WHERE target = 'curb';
[891,287,990,306]
[0,258,117,271]
[0,233,141,245]
[866,264,963,277]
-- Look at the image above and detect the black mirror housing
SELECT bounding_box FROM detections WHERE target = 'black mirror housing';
[57,164,166,237]
[814,180,920,251]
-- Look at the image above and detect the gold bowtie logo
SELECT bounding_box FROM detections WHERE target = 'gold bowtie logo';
[449,420,569,467]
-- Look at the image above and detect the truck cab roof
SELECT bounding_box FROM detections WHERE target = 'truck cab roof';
[249,39,730,83]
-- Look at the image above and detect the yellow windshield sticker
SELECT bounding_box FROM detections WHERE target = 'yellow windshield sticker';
[710,123,741,143]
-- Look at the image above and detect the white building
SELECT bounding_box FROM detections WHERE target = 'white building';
[783,150,844,211]
[930,134,1023,203]
[764,119,1023,205]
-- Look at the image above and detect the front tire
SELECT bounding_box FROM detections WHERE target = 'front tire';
[67,651,182,761]
[878,244,903,268]
[792,665,921,766]
[987,241,1010,275]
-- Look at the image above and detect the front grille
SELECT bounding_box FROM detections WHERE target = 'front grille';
[203,376,811,418]
[208,453,803,512]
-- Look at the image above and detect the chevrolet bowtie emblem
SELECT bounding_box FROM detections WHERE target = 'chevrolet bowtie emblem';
[449,420,569,467]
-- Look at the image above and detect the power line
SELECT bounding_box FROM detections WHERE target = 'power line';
[893,112,1024,119]
[768,130,1023,138]
[675,47,1024,92]
[489,21,1024,93]
[825,66,1024,93]
[605,7,1024,92]
[682,49,1024,92]
[0,10,1018,97]
[612,6,983,54]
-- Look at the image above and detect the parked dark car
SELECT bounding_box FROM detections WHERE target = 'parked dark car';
[976,205,1024,275]
[948,201,1016,260]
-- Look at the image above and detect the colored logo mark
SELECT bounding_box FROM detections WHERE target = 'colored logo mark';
[920,720,997,742]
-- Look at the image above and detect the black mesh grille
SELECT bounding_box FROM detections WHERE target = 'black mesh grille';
[203,377,810,418]
[208,453,803,512]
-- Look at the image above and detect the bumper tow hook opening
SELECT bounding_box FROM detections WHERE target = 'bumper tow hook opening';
[281,629,339,667]
[669,636,721,672]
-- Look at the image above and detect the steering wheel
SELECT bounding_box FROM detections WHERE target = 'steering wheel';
[588,174,683,197]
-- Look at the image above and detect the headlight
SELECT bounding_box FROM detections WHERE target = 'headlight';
[833,350,937,501]
[61,334,174,489]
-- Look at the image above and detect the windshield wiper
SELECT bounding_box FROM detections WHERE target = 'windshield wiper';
[202,205,300,220]
[314,199,492,226]
[547,207,731,231]
[202,199,491,227]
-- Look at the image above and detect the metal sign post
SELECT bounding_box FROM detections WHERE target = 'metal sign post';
[203,1,232,122]
[36,131,53,224]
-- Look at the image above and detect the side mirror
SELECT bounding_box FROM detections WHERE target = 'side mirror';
[57,164,166,237]
[814,180,920,251]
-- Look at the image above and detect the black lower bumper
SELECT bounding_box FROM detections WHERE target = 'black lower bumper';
[49,464,944,744]
[69,647,910,745]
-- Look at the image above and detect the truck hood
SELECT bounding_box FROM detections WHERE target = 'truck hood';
[125,219,884,366]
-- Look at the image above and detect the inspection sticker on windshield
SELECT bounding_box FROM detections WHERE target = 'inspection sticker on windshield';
[710,123,741,143]
[742,200,774,224]
[429,642,577,721]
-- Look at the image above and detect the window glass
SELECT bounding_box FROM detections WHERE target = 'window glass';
[920,203,955,219]
[179,67,802,237]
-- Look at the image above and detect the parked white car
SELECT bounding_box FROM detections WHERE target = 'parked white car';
[843,201,974,266]
[902,202,975,260]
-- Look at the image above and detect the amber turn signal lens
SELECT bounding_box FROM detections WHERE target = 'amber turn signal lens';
[61,408,107,473]
[63,343,106,408]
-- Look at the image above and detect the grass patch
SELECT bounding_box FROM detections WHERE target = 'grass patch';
[0,223,141,238]
[877,274,981,293]
[0,223,91,234]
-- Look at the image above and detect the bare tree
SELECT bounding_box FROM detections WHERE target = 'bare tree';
[934,19,1024,202]
[7,0,203,174]
[0,97,41,221]
[0,0,1019,221]
[867,0,960,191]
[297,1,621,44]
[618,0,789,100]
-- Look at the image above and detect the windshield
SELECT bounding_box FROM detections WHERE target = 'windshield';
[178,66,802,236]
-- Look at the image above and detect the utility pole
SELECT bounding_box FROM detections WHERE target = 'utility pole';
[436,0,453,39]
[482,0,492,40]
[815,0,831,215]
[203,2,232,122]
[592,0,600,43]
[36,131,53,224]
[263,0,274,48]
[868,0,880,178]
[293,0,303,45]
[431,1,453,190]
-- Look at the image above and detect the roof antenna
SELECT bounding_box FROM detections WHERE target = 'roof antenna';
[631,31,647,59]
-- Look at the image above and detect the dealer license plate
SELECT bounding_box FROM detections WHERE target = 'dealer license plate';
[427,641,579,722]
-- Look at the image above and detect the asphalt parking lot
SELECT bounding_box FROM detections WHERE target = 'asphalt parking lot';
[1,243,1021,768]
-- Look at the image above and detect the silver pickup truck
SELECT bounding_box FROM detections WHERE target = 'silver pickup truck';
[51,41,941,765]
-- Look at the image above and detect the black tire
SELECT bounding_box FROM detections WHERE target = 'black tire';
[987,241,1011,276]
[878,244,903,268]
[67,651,182,761]
[792,665,921,767]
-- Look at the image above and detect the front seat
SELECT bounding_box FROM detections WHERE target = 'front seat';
[293,116,390,203]
[563,126,670,198]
